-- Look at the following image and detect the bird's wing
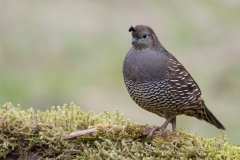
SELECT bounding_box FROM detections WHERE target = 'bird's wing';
[165,57,202,107]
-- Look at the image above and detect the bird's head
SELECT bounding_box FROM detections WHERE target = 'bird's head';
[129,25,159,51]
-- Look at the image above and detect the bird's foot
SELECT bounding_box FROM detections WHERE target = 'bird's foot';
[147,126,166,139]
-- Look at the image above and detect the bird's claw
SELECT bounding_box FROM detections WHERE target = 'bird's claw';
[147,126,165,139]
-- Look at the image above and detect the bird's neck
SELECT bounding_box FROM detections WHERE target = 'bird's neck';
[131,40,165,52]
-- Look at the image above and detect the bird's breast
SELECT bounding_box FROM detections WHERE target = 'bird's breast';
[123,50,168,83]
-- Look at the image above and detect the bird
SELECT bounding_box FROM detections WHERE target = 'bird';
[123,25,225,137]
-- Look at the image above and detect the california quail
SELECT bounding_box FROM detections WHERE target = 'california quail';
[123,25,225,136]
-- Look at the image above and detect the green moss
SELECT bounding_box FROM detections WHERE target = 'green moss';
[0,103,239,159]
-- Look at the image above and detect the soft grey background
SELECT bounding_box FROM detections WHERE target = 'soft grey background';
[1,0,240,144]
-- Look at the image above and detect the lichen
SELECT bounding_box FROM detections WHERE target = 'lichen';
[0,102,239,159]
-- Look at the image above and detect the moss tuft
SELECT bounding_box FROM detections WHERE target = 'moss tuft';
[0,103,239,159]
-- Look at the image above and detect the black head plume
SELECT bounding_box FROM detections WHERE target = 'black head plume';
[129,26,135,32]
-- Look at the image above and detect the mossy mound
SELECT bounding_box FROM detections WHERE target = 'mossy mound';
[0,103,239,159]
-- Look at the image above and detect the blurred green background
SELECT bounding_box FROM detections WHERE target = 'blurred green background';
[0,0,240,144]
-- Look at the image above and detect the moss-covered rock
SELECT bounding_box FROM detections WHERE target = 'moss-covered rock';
[0,103,239,159]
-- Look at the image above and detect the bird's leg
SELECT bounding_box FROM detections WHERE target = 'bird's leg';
[170,117,176,132]
[147,117,174,139]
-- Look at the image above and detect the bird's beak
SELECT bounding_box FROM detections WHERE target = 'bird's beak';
[132,38,138,44]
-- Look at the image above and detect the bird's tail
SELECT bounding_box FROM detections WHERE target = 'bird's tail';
[203,105,226,130]
[183,100,226,130]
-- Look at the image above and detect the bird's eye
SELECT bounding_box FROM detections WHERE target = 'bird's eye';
[143,34,147,39]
